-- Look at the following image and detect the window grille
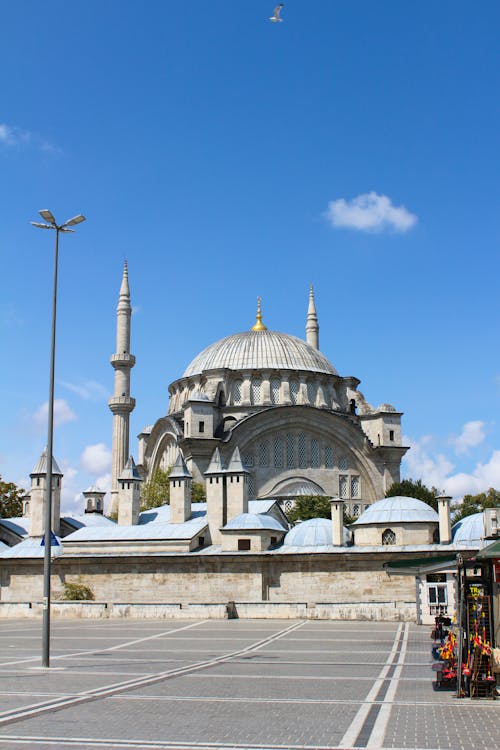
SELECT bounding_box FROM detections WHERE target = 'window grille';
[251,378,262,405]
[311,438,320,467]
[307,382,316,405]
[258,440,270,467]
[298,433,307,468]
[289,379,299,405]
[351,475,360,498]
[286,433,295,468]
[270,377,281,404]
[325,445,334,468]
[382,528,396,545]
[248,474,255,497]
[273,436,284,468]
[233,380,242,404]
[339,475,348,499]
[353,504,360,517]
[339,455,348,470]
[243,452,254,468]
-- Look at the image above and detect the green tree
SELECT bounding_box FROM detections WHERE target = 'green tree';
[0,476,25,518]
[386,478,440,512]
[191,481,206,503]
[451,487,500,525]
[287,495,355,525]
[140,467,171,511]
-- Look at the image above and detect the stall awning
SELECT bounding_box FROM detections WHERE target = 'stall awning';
[384,555,458,575]
[476,539,500,559]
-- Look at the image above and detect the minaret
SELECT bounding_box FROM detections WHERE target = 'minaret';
[109,261,136,515]
[306,284,319,350]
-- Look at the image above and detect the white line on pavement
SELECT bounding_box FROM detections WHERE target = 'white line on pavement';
[338,622,403,749]
[366,621,410,749]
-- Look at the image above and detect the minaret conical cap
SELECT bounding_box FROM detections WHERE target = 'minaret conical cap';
[226,446,249,474]
[118,456,142,481]
[169,451,192,479]
[31,447,63,477]
[204,447,226,475]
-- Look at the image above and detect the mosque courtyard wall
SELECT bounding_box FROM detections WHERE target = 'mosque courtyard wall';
[0,551,419,621]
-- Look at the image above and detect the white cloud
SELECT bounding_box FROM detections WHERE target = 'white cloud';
[59,379,107,401]
[0,122,56,153]
[403,433,500,501]
[33,399,76,428]
[451,420,486,455]
[402,434,454,492]
[0,123,30,146]
[80,443,111,475]
[325,192,417,233]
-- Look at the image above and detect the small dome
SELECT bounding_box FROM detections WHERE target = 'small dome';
[223,513,286,532]
[183,330,337,377]
[352,496,439,525]
[452,513,483,547]
[284,517,351,546]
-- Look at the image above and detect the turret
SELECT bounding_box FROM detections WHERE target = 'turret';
[204,447,226,545]
[117,456,142,526]
[306,284,319,350]
[29,448,63,536]
[169,452,192,523]
[109,261,136,515]
[82,486,106,515]
[225,447,249,521]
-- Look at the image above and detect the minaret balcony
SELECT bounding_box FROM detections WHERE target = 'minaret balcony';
[108,395,136,414]
[110,353,136,368]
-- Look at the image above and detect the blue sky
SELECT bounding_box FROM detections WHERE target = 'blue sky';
[1,1,499,512]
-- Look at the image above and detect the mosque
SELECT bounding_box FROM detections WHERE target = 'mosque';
[0,264,495,623]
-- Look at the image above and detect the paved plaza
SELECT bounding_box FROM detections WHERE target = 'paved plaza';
[0,618,497,750]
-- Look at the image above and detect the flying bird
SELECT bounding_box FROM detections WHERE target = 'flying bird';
[269,4,284,23]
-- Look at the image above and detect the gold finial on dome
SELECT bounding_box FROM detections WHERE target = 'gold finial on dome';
[251,296,267,331]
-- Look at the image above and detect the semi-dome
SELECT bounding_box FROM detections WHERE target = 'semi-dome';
[183,330,337,378]
[284,517,351,546]
[452,512,484,547]
[352,496,439,525]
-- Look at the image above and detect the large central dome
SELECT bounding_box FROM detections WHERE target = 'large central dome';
[183,330,337,377]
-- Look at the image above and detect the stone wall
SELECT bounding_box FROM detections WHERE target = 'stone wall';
[0,551,421,617]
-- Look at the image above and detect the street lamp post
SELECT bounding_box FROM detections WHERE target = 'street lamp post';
[31,210,86,668]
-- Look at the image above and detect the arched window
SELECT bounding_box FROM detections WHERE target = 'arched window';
[307,381,316,405]
[339,475,348,499]
[286,433,295,468]
[325,445,334,468]
[311,438,320,467]
[270,377,281,405]
[258,440,270,467]
[243,452,254,468]
[251,377,262,405]
[289,379,299,405]
[233,380,242,405]
[351,475,360,498]
[298,433,307,468]
[273,436,283,468]
[382,528,396,545]
[353,504,360,517]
